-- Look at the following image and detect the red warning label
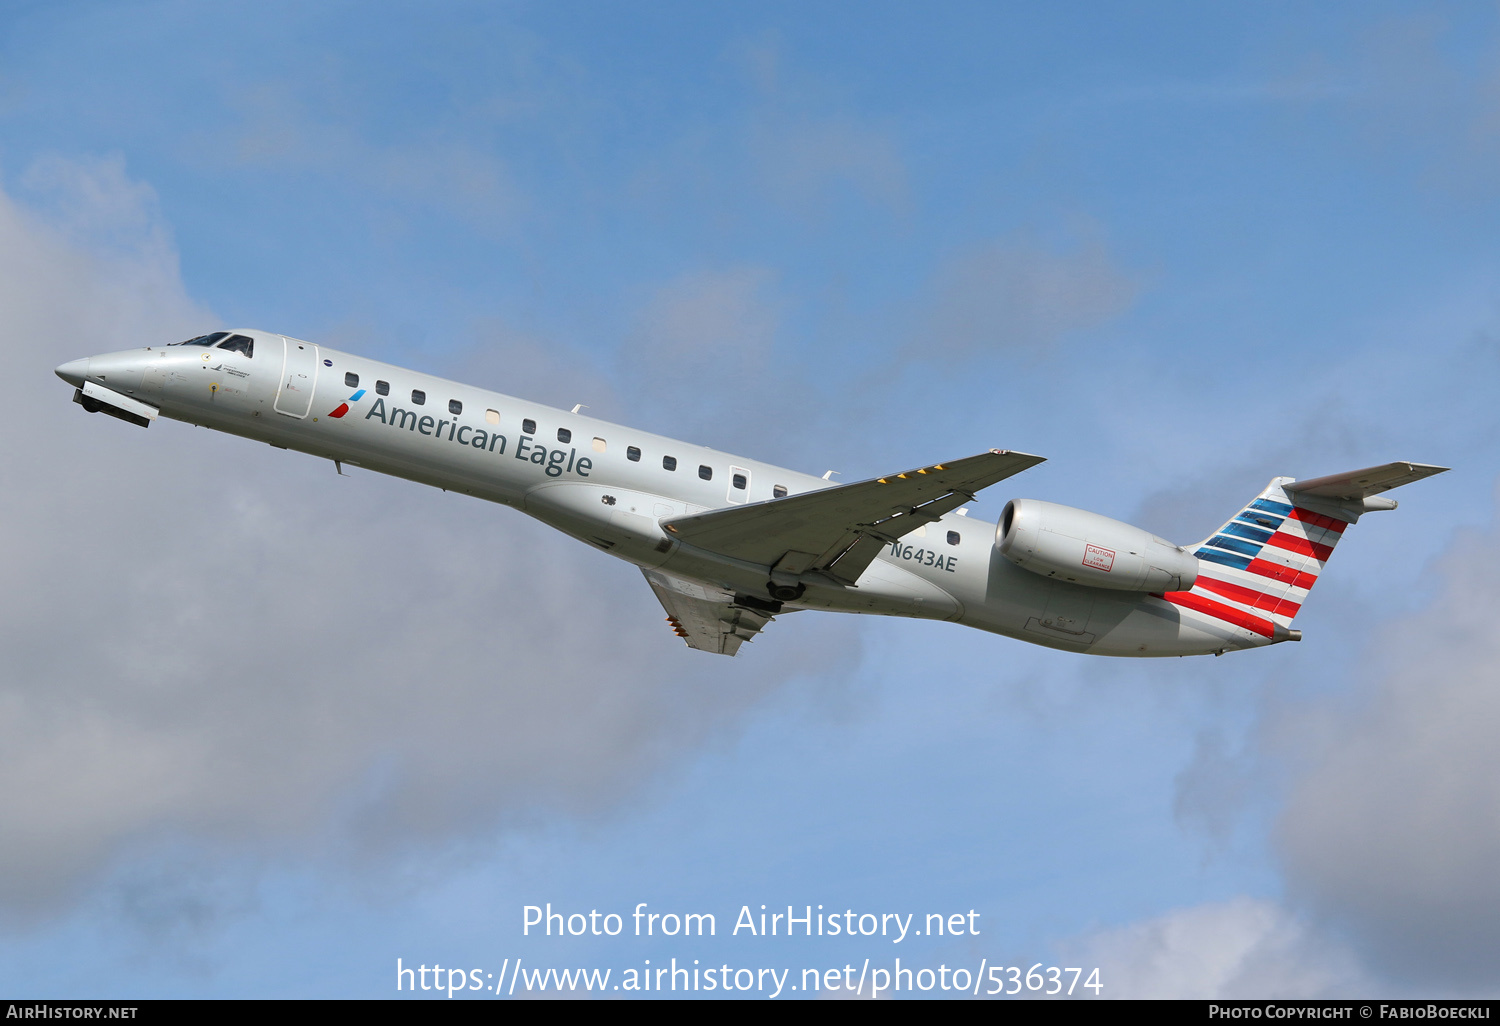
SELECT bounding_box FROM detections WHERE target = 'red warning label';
[1083,543,1116,572]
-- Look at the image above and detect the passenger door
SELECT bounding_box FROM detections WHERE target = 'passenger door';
[274,337,320,418]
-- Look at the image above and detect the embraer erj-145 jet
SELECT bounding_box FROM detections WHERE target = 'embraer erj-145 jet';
[56,330,1446,657]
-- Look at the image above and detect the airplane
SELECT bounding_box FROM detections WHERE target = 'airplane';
[55,329,1447,658]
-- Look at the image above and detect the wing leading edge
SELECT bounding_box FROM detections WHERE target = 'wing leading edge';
[661,448,1045,587]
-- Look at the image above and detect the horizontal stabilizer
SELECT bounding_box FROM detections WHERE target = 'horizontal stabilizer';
[661,448,1045,586]
[1284,461,1448,501]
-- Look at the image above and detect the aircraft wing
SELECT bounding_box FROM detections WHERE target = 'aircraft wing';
[661,448,1045,586]
[642,568,776,656]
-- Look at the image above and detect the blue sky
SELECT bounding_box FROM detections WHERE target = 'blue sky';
[1,0,1498,998]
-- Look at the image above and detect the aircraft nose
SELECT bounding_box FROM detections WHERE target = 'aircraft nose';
[55,358,90,388]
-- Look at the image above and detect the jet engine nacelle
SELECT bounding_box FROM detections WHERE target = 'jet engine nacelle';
[998,499,1198,592]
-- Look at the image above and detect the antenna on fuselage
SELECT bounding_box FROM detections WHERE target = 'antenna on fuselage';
[822,470,840,480]
[572,404,588,414]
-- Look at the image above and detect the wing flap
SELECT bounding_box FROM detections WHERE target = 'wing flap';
[661,448,1043,585]
[643,569,776,656]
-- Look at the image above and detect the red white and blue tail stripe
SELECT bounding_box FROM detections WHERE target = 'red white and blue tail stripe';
[1162,477,1347,641]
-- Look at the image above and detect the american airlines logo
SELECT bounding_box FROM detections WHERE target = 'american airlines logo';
[327,389,365,418]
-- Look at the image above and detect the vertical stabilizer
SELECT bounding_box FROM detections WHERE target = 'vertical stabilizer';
[1162,463,1446,643]
[1164,479,1334,640]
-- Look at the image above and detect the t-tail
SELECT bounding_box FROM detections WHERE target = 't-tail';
[1164,462,1448,646]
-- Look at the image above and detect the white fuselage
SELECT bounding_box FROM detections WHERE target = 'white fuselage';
[59,330,1268,658]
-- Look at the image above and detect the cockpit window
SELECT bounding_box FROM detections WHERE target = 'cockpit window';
[216,334,254,357]
[171,332,228,347]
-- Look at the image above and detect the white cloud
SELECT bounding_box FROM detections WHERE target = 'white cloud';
[750,117,907,213]
[614,266,816,453]
[630,266,780,369]
[1277,497,1500,986]
[1277,13,1500,197]
[1066,898,1369,998]
[220,85,524,229]
[735,36,909,215]
[919,229,1139,360]
[1174,727,1259,849]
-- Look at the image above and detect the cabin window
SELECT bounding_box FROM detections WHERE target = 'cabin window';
[557,428,572,444]
[662,456,677,471]
[732,473,747,490]
[699,465,713,481]
[411,389,426,405]
[627,446,641,462]
[947,531,961,546]
[449,399,463,415]
[376,380,389,396]
[485,409,500,425]
[592,437,607,452]
[217,335,254,357]
[344,372,358,388]
[773,485,788,498]
[522,418,536,434]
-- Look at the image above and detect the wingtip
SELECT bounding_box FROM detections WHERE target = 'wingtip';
[989,448,1047,463]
